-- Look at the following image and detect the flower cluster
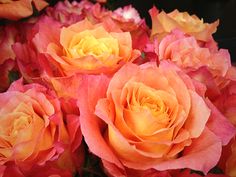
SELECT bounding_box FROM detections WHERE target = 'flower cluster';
[0,0,236,177]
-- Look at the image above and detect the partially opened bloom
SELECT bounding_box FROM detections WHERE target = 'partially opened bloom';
[158,30,232,99]
[14,17,139,76]
[149,6,219,42]
[0,0,48,20]
[77,62,235,176]
[13,16,139,98]
[0,79,82,175]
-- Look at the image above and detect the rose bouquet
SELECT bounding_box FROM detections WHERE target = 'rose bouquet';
[0,0,236,177]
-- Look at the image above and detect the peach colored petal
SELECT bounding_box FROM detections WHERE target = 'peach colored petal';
[60,19,93,49]
[0,0,48,20]
[149,6,219,42]
[184,90,210,138]
[50,74,83,98]
[152,128,222,174]
[0,0,32,20]
[32,0,48,11]
[107,126,163,169]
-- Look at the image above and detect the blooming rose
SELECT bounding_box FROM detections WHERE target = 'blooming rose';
[14,17,139,76]
[149,6,219,42]
[0,0,48,20]
[158,30,232,99]
[77,62,235,176]
[0,79,82,175]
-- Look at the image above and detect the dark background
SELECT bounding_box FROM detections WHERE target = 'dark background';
[108,0,236,62]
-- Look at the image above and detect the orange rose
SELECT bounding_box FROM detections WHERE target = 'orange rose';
[77,62,235,176]
[47,19,139,75]
[14,17,139,77]
[0,79,82,175]
[0,0,48,20]
[149,6,219,42]
[14,17,139,98]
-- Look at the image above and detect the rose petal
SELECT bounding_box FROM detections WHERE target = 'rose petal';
[206,99,236,145]
[77,74,124,169]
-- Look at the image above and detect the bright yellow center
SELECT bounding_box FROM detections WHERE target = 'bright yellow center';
[66,28,119,62]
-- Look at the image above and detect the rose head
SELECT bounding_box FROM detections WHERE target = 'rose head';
[158,30,231,77]
[77,61,235,176]
[149,6,219,42]
[14,17,140,77]
[157,30,232,100]
[0,79,82,175]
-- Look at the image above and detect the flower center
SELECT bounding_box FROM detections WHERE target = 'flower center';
[67,32,119,61]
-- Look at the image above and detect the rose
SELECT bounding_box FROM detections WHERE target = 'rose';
[0,0,48,20]
[14,17,139,76]
[158,30,231,76]
[45,18,139,75]
[77,61,235,176]
[13,17,140,98]
[0,79,82,175]
[149,6,219,42]
[158,30,232,99]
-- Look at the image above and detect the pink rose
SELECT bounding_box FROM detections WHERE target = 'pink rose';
[158,30,232,99]
[77,62,235,176]
[159,30,231,77]
[0,79,82,175]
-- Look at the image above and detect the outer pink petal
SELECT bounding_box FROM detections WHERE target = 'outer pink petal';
[152,128,222,174]
[77,74,124,170]
[1,163,24,177]
[206,99,236,145]
[102,159,127,177]
[65,114,82,152]
[32,17,61,53]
